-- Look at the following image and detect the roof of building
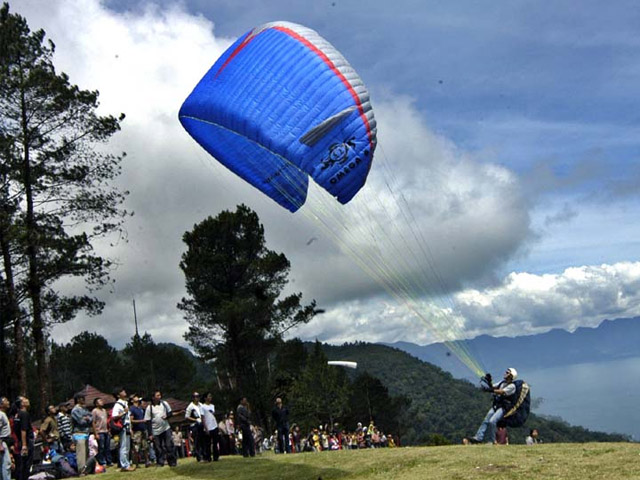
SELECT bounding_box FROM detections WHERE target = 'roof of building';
[64,384,115,408]
[62,387,190,425]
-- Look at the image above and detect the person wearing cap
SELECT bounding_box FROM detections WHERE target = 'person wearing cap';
[467,367,518,444]
[129,395,150,468]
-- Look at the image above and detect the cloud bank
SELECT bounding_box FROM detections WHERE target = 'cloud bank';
[294,262,640,345]
[15,0,636,350]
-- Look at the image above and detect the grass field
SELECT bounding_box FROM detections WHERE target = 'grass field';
[99,443,640,480]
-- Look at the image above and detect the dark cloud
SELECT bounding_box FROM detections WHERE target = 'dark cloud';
[544,203,578,227]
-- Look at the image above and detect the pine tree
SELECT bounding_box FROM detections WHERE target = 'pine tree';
[178,205,317,425]
[289,341,351,431]
[0,3,129,407]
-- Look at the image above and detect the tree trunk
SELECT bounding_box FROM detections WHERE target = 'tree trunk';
[0,229,27,395]
[227,318,242,393]
[21,89,50,409]
[0,308,5,395]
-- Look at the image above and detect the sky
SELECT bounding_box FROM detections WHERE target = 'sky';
[14,0,640,351]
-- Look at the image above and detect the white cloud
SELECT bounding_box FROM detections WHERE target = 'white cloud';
[292,261,640,346]
[455,261,640,338]
[291,297,468,346]
[16,0,537,348]
[285,95,532,302]
[16,0,237,346]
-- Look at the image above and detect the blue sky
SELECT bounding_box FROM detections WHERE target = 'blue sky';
[15,0,640,347]
[150,0,640,275]
[162,0,640,169]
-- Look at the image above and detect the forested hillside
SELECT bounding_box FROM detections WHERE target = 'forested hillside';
[45,331,629,445]
[322,342,630,445]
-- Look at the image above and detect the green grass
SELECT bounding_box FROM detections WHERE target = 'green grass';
[100,443,640,480]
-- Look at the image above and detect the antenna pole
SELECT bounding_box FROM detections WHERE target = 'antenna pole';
[133,298,139,337]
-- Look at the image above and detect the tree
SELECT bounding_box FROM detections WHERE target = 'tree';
[178,205,317,426]
[0,3,129,407]
[49,331,121,402]
[121,333,197,399]
[288,341,351,432]
[271,338,308,399]
[0,119,27,396]
[345,372,411,436]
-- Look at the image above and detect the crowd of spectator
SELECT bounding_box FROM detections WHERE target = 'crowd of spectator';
[0,391,400,480]
[266,397,398,455]
[267,421,398,453]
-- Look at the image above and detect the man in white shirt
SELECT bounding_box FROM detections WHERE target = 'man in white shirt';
[0,396,13,480]
[185,392,204,461]
[144,390,176,467]
[111,387,135,471]
[467,368,518,444]
[200,393,219,462]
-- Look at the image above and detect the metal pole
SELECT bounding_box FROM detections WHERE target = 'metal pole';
[133,298,139,337]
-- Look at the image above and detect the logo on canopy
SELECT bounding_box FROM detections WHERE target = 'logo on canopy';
[321,137,356,170]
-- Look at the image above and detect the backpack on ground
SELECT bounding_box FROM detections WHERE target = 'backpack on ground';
[29,462,60,480]
[502,379,530,428]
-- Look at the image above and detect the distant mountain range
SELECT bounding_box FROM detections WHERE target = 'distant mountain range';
[383,316,640,380]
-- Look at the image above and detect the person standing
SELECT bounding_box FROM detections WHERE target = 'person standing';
[39,405,60,452]
[12,396,34,480]
[112,387,135,472]
[129,395,150,468]
[291,424,301,453]
[237,397,254,458]
[70,394,92,473]
[200,393,219,462]
[171,427,184,459]
[56,403,72,452]
[271,397,290,454]
[185,392,204,461]
[217,415,229,456]
[0,397,14,480]
[226,412,237,455]
[91,398,111,467]
[145,390,176,467]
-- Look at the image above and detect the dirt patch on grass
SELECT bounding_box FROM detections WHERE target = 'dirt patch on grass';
[475,463,519,472]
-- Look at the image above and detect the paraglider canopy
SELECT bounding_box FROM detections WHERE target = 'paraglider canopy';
[179,21,376,212]
[327,360,358,369]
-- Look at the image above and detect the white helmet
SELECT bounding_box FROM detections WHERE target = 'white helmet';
[506,367,518,380]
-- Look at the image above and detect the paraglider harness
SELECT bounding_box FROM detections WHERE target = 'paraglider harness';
[480,373,531,428]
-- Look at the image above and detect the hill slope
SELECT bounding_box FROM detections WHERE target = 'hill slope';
[321,342,629,444]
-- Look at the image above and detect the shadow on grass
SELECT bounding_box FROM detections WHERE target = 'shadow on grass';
[164,455,348,480]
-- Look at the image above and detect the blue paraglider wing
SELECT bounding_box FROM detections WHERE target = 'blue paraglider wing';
[179,21,376,212]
